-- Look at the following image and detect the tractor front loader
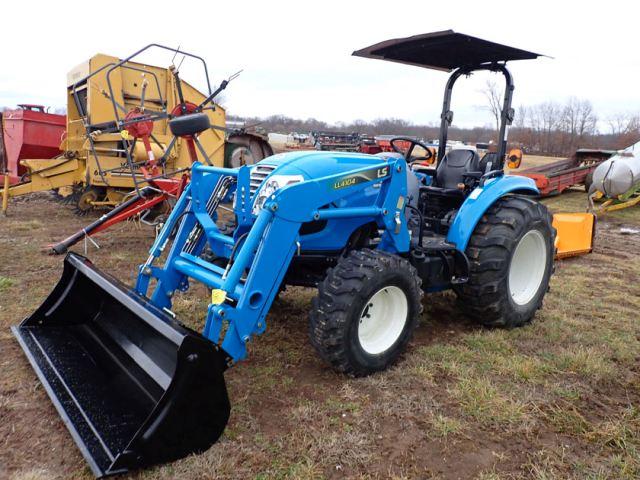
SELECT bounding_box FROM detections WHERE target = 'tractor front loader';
[14,31,561,477]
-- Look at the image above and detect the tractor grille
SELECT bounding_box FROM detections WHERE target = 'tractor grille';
[250,164,277,195]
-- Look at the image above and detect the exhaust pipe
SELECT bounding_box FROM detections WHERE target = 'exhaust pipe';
[12,253,231,477]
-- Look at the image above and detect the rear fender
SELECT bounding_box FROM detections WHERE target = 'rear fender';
[446,175,539,251]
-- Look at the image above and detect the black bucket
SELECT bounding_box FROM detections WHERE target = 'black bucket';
[12,253,231,477]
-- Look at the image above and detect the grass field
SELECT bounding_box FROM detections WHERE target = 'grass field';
[1,155,639,479]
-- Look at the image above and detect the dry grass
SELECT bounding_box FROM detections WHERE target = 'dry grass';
[515,154,562,169]
[1,190,640,479]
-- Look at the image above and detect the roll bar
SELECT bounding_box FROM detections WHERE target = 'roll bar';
[437,64,514,169]
[353,31,544,170]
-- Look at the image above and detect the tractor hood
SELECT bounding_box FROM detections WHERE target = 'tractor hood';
[248,150,395,214]
[253,150,387,180]
[247,150,421,216]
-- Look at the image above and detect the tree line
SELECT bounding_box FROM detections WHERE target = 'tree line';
[3,98,636,157]
[511,99,639,155]
[232,97,640,156]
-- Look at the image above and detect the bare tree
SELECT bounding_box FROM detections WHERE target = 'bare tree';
[607,113,638,136]
[513,105,528,129]
[606,113,640,148]
[481,79,503,134]
[561,97,597,151]
[607,114,625,136]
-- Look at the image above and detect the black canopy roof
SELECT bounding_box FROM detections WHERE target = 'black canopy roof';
[352,30,542,71]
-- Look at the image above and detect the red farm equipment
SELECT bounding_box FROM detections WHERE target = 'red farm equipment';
[511,148,616,196]
[311,130,361,151]
[358,135,382,154]
[375,135,412,152]
[0,105,66,185]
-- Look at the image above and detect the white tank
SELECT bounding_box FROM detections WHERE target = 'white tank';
[591,141,640,197]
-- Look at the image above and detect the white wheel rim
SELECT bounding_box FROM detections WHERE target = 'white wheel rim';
[357,286,409,355]
[508,229,547,306]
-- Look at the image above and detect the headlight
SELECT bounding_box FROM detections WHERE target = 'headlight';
[252,174,304,214]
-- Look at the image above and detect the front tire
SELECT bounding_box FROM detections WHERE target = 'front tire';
[454,196,555,328]
[309,249,423,376]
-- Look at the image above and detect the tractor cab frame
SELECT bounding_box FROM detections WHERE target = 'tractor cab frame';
[352,30,544,284]
[354,29,542,178]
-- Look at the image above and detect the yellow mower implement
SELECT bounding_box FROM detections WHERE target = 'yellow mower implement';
[552,212,595,259]
[591,185,640,213]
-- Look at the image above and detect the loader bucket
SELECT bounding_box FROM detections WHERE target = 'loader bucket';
[552,212,596,259]
[11,253,230,477]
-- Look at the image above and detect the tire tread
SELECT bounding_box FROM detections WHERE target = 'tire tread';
[454,195,555,328]
[309,248,423,376]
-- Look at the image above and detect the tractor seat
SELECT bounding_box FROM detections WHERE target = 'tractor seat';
[435,149,481,188]
[422,148,481,196]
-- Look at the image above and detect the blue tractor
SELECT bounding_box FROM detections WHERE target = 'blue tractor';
[13,31,555,477]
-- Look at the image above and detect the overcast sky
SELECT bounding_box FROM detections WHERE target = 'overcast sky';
[2,0,639,130]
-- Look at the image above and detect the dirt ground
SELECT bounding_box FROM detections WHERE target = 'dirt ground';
[1,157,639,480]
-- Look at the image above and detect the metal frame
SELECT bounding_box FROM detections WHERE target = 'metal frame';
[352,30,542,173]
[69,44,215,191]
[135,158,409,362]
[438,63,514,169]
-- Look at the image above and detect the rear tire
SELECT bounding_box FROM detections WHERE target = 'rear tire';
[454,195,555,328]
[309,249,423,376]
[224,136,273,168]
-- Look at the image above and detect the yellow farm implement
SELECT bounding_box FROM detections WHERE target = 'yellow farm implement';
[1,47,271,214]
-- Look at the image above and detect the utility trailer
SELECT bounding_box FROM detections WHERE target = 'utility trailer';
[512,148,615,196]
[358,135,383,154]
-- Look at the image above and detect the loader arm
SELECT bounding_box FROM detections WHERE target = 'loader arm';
[135,159,410,362]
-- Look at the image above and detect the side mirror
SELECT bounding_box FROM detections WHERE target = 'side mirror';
[427,147,437,165]
[507,148,523,169]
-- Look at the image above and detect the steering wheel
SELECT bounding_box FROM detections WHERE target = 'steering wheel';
[390,137,435,165]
